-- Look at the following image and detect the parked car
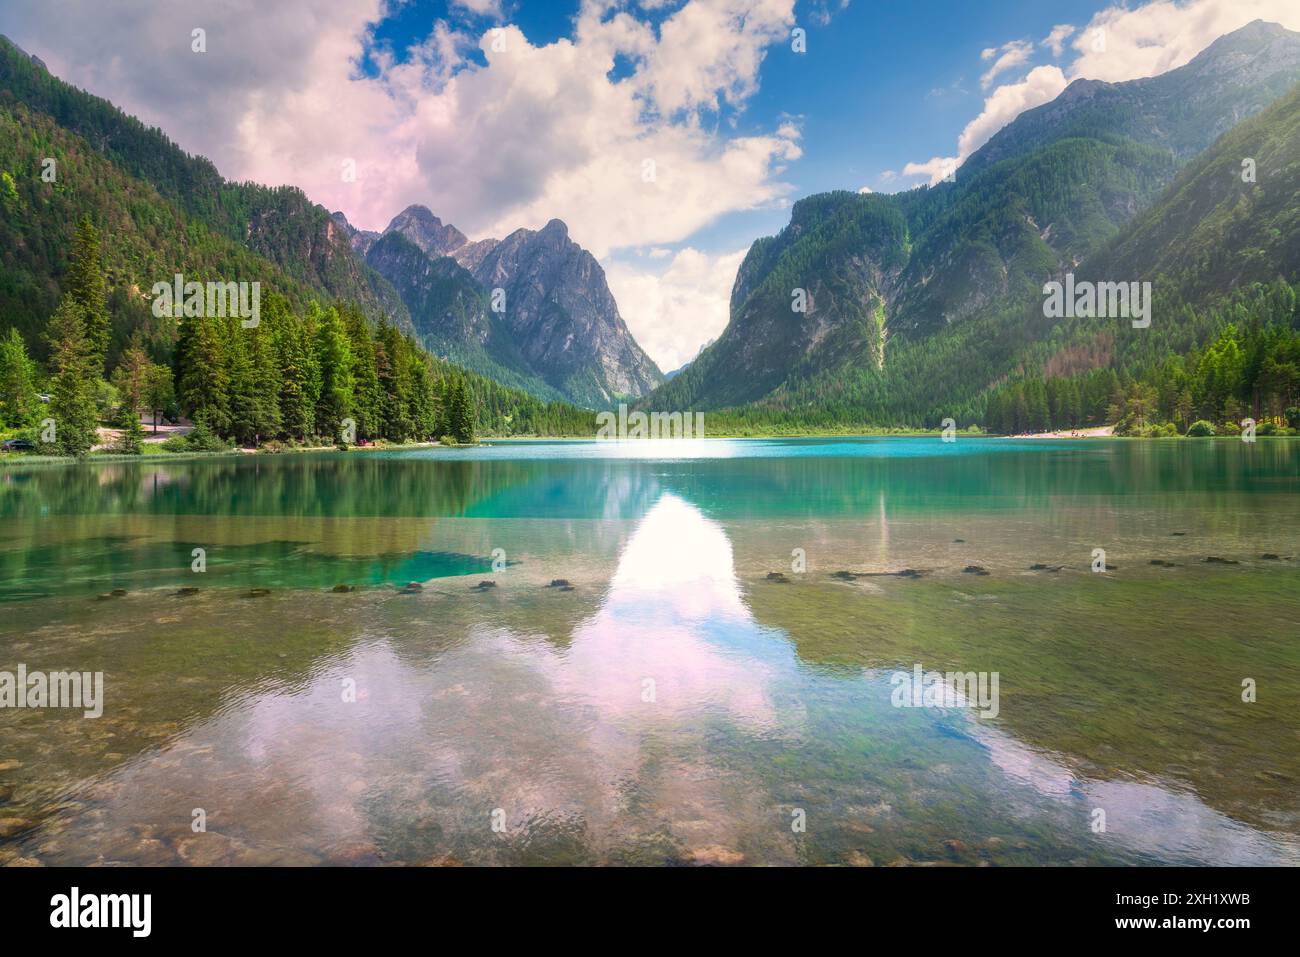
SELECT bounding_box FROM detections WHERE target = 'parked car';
[1,438,36,452]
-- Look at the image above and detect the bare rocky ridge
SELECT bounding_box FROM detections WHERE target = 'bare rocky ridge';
[382,205,468,258]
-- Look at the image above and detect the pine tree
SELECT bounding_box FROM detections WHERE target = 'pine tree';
[226,321,258,446]
[111,405,146,455]
[0,327,39,428]
[408,354,437,440]
[449,377,475,444]
[266,294,314,441]
[110,335,156,419]
[67,215,110,371]
[377,323,413,442]
[314,306,354,443]
[225,318,283,446]
[45,296,100,456]
[176,312,231,436]
[343,306,381,441]
[248,321,283,442]
[143,363,174,434]
[436,376,452,439]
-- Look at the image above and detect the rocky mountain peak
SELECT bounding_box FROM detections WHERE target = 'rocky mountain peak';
[366,208,661,406]
[383,205,468,259]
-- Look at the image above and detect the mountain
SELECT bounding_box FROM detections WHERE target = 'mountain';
[644,20,1300,426]
[370,205,664,407]
[0,33,595,438]
[964,20,1300,178]
[1085,82,1300,307]
[362,230,568,402]
[380,205,467,258]
[331,211,380,257]
[0,35,412,339]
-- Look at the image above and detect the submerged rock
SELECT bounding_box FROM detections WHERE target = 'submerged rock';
[247,588,272,597]
[765,572,790,583]
[685,845,745,866]
[331,584,355,593]
[175,587,200,596]
[110,588,127,597]
[1149,559,1177,567]
[173,832,243,866]
[830,570,859,581]
[400,582,424,593]
[1203,556,1239,565]
[471,580,497,591]
[1260,553,1282,560]
[1029,563,1063,572]
[0,818,33,839]
[548,579,572,588]
[962,565,989,576]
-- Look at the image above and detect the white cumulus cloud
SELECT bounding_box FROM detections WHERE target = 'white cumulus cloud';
[904,0,1300,186]
[605,247,747,371]
[980,39,1034,88]
[8,0,803,255]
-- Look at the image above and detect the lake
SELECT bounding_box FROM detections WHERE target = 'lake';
[1,437,1298,865]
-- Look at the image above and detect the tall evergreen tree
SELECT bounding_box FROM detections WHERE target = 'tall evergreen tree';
[110,334,158,419]
[176,312,231,435]
[343,306,381,441]
[449,377,475,444]
[314,306,354,443]
[66,215,110,371]
[0,327,40,428]
[45,296,99,456]
[143,362,174,433]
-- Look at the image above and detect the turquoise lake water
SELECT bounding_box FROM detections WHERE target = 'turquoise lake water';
[1,437,1297,865]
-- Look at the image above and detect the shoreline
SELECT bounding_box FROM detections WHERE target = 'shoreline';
[6,429,1298,465]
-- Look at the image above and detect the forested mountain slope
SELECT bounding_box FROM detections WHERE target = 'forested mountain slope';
[643,21,1300,431]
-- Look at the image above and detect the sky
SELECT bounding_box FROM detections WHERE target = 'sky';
[6,0,1300,371]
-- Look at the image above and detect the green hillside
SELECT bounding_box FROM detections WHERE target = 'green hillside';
[642,22,1300,435]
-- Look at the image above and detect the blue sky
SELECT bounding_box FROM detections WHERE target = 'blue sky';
[347,0,1108,252]
[362,0,1109,252]
[7,0,1299,369]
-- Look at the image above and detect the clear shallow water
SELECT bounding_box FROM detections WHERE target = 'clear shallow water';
[1,437,1298,865]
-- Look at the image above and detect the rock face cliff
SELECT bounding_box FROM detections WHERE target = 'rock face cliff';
[452,218,662,404]
[360,205,662,406]
[362,229,567,402]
